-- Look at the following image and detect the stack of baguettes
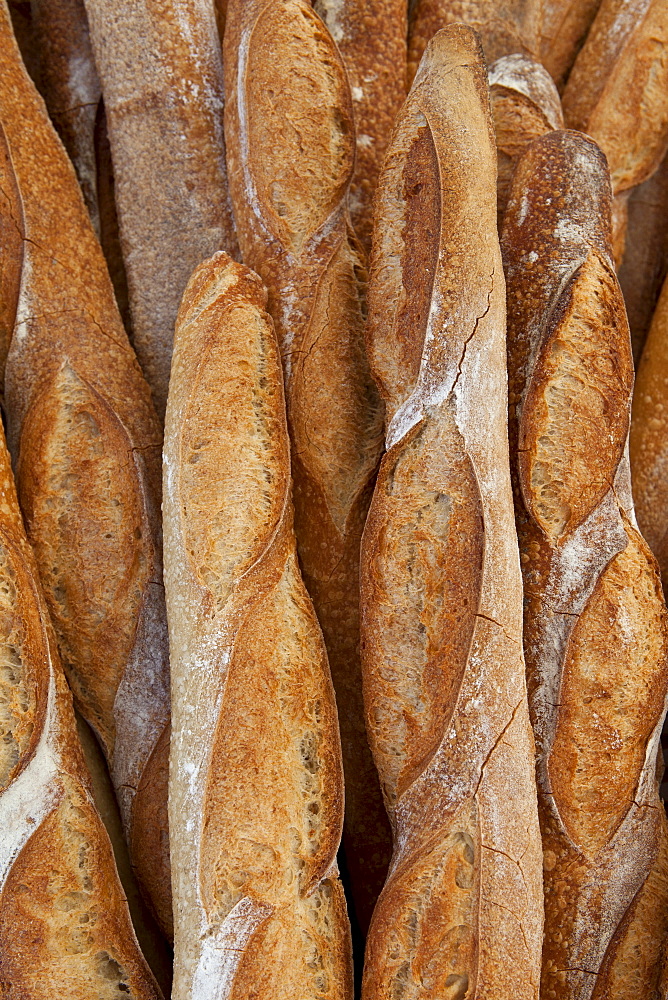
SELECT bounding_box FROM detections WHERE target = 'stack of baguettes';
[1,0,668,997]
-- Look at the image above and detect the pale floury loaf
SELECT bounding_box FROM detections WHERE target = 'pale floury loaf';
[360,26,544,1000]
[164,253,352,1000]
[503,128,668,999]
[83,0,239,418]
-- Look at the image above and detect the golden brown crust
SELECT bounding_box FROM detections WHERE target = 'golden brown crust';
[488,54,564,228]
[540,0,603,90]
[0,118,22,395]
[502,127,668,998]
[82,0,239,418]
[75,712,173,996]
[361,26,543,999]
[630,274,668,591]
[562,0,668,194]
[407,0,542,84]
[30,0,101,231]
[0,410,161,998]
[313,0,407,253]
[224,0,390,933]
[164,252,352,1000]
[0,0,171,939]
[619,150,668,362]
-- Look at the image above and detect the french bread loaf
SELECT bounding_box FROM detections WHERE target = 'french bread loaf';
[630,273,668,593]
[0,0,172,939]
[224,0,390,933]
[312,0,407,253]
[618,150,668,363]
[0,415,162,998]
[361,26,544,999]
[562,0,668,196]
[488,53,563,227]
[407,0,542,85]
[502,127,668,999]
[30,0,101,233]
[539,0,602,90]
[83,0,239,419]
[164,251,352,1000]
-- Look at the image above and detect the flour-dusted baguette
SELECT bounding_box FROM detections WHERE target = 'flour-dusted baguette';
[631,274,668,593]
[0,420,162,997]
[164,251,352,1000]
[619,151,668,363]
[540,0,602,90]
[502,128,668,999]
[562,0,668,196]
[407,0,542,84]
[361,26,544,999]
[0,0,171,938]
[313,0,407,253]
[224,0,390,933]
[30,0,101,232]
[83,0,239,419]
[489,53,563,227]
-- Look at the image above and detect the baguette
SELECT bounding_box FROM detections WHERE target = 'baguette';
[0,0,172,938]
[0,415,162,997]
[502,127,668,998]
[407,0,542,85]
[30,0,101,232]
[83,0,239,419]
[75,710,173,997]
[313,0,407,253]
[488,53,563,227]
[361,26,544,999]
[562,0,668,196]
[618,151,668,363]
[164,252,352,1000]
[224,0,390,933]
[540,0,603,90]
[630,274,668,592]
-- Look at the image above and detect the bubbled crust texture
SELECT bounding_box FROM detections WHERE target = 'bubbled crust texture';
[82,0,239,419]
[562,0,668,195]
[361,27,543,1000]
[224,0,390,932]
[0,419,161,998]
[30,0,101,231]
[539,0,603,90]
[631,274,668,592]
[163,253,352,1000]
[0,0,171,938]
[407,0,542,85]
[502,129,668,999]
[488,53,564,228]
[313,0,407,253]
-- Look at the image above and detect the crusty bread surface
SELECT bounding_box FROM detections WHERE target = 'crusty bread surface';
[488,53,563,227]
[30,0,101,232]
[313,0,407,253]
[502,128,668,999]
[562,0,668,195]
[83,0,239,418]
[0,0,172,939]
[0,412,162,998]
[540,0,603,89]
[619,151,668,362]
[224,0,391,933]
[361,26,544,1000]
[164,252,352,1000]
[407,0,542,84]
